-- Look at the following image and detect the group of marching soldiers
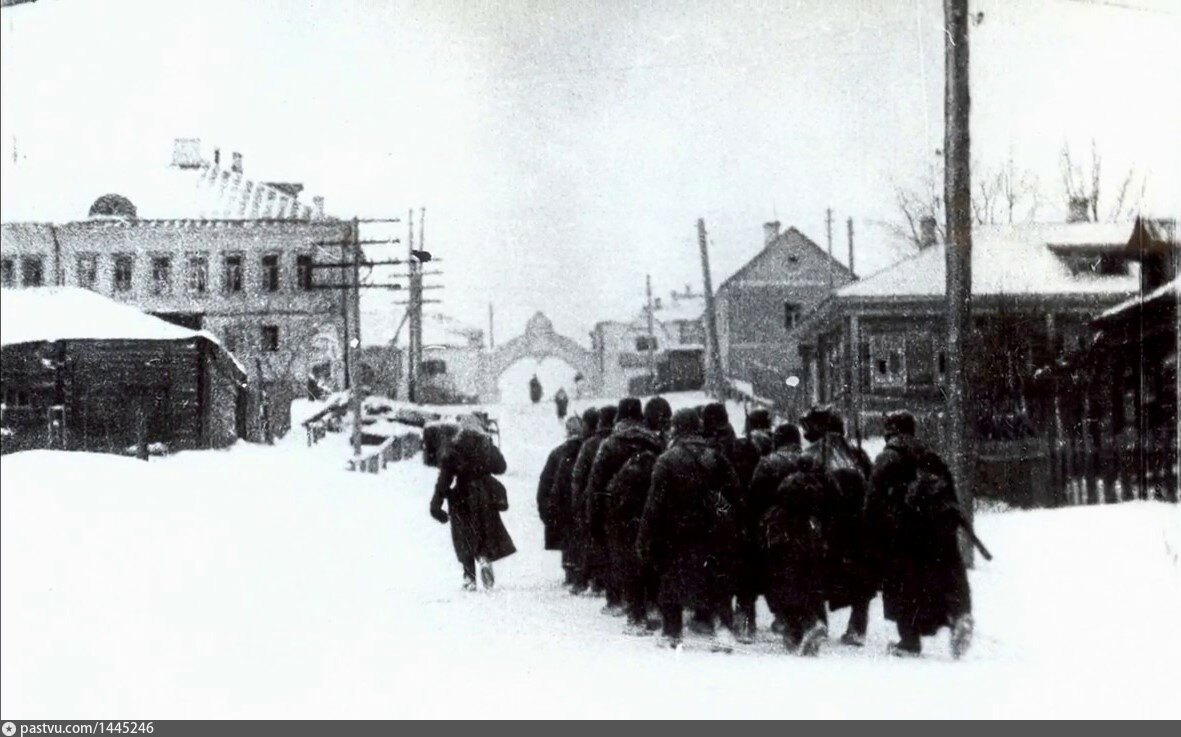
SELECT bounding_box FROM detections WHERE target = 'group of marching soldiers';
[537,398,975,657]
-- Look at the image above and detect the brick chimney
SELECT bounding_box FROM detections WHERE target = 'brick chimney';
[919,216,938,249]
[172,138,202,169]
[231,152,243,174]
[1067,196,1091,223]
[763,221,781,245]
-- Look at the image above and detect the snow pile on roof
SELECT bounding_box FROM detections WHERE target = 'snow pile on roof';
[653,294,704,324]
[0,287,207,346]
[839,223,1140,299]
[1097,277,1180,320]
[2,156,317,223]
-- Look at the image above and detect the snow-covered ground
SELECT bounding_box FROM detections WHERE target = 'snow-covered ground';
[2,394,1179,718]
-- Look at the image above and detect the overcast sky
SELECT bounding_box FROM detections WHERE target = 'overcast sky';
[2,0,1178,344]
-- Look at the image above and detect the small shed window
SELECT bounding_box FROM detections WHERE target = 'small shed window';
[422,359,447,377]
[870,334,906,389]
[261,325,280,352]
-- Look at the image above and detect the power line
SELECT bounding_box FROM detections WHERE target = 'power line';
[1054,0,1175,14]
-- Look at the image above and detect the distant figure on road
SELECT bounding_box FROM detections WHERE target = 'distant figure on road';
[430,414,516,591]
[573,372,585,399]
[554,387,569,420]
[529,374,543,404]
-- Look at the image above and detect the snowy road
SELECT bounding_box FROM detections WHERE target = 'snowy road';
[3,395,1180,718]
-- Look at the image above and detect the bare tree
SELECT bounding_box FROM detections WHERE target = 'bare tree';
[995,154,1040,224]
[891,160,946,248]
[1060,139,1143,222]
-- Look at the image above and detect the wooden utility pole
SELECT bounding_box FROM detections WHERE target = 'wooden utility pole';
[349,217,363,457]
[488,303,495,349]
[826,208,834,290]
[406,209,418,403]
[645,274,657,387]
[945,0,975,565]
[698,219,724,397]
[412,207,426,399]
[847,217,855,278]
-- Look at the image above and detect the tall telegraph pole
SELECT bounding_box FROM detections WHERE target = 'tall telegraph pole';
[645,274,657,388]
[945,0,974,564]
[698,219,724,397]
[348,217,363,457]
[406,209,418,403]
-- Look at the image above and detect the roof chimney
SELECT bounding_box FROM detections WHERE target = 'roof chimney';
[919,216,938,249]
[312,196,325,220]
[1067,196,1091,223]
[763,221,781,245]
[231,152,243,174]
[213,148,221,167]
[172,138,202,169]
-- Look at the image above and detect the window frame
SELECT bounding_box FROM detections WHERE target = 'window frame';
[76,252,99,290]
[261,325,280,353]
[222,253,244,294]
[113,253,134,293]
[261,254,280,293]
[1,257,15,287]
[186,253,209,295]
[296,254,314,291]
[784,301,802,330]
[21,255,45,287]
[151,255,173,295]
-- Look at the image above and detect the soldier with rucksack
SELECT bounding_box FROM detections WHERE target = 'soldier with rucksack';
[868,410,974,658]
[636,408,742,652]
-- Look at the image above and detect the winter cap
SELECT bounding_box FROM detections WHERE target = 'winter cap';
[884,410,917,438]
[672,407,703,437]
[772,423,802,449]
[643,396,673,432]
[800,405,839,442]
[701,402,730,434]
[747,408,772,431]
[564,416,584,438]
[581,407,600,434]
[617,397,644,422]
[598,405,618,429]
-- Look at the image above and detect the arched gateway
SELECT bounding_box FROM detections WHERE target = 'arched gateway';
[478,312,600,403]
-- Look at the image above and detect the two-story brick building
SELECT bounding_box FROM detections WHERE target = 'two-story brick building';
[0,139,355,435]
[715,221,854,409]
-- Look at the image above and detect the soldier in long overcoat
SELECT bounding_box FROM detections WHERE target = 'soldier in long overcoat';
[537,416,584,580]
[569,405,616,594]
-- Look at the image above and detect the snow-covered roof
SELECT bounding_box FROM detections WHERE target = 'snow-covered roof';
[1096,278,1179,321]
[0,287,247,377]
[653,295,704,324]
[838,223,1140,299]
[360,305,483,349]
[2,156,320,223]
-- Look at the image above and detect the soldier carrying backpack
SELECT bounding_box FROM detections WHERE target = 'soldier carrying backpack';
[867,410,974,658]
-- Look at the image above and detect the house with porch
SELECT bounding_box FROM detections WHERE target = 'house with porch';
[792,221,1141,444]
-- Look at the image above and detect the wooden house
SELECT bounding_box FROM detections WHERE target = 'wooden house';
[1,287,248,455]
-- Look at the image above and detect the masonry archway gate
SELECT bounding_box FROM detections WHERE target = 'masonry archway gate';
[479,312,600,403]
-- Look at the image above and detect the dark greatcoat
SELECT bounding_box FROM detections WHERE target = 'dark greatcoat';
[759,457,828,619]
[537,437,582,550]
[431,428,516,564]
[636,435,741,610]
[568,427,610,574]
[728,429,773,604]
[804,435,877,610]
[868,435,972,636]
[732,430,773,490]
[585,420,665,591]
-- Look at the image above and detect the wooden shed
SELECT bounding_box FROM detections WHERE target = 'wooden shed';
[1,287,248,455]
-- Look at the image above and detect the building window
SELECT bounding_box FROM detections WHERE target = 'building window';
[296,254,314,290]
[21,256,44,287]
[422,358,447,377]
[3,387,32,408]
[261,254,280,292]
[261,325,279,352]
[186,254,209,294]
[679,321,705,345]
[152,256,172,295]
[222,254,244,293]
[1,258,14,287]
[76,253,99,289]
[635,335,658,352]
[113,254,134,292]
[784,302,802,330]
[869,334,906,389]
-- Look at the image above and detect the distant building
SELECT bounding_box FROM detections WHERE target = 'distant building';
[1,287,247,455]
[792,221,1143,439]
[590,285,705,397]
[0,139,355,436]
[715,221,854,408]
